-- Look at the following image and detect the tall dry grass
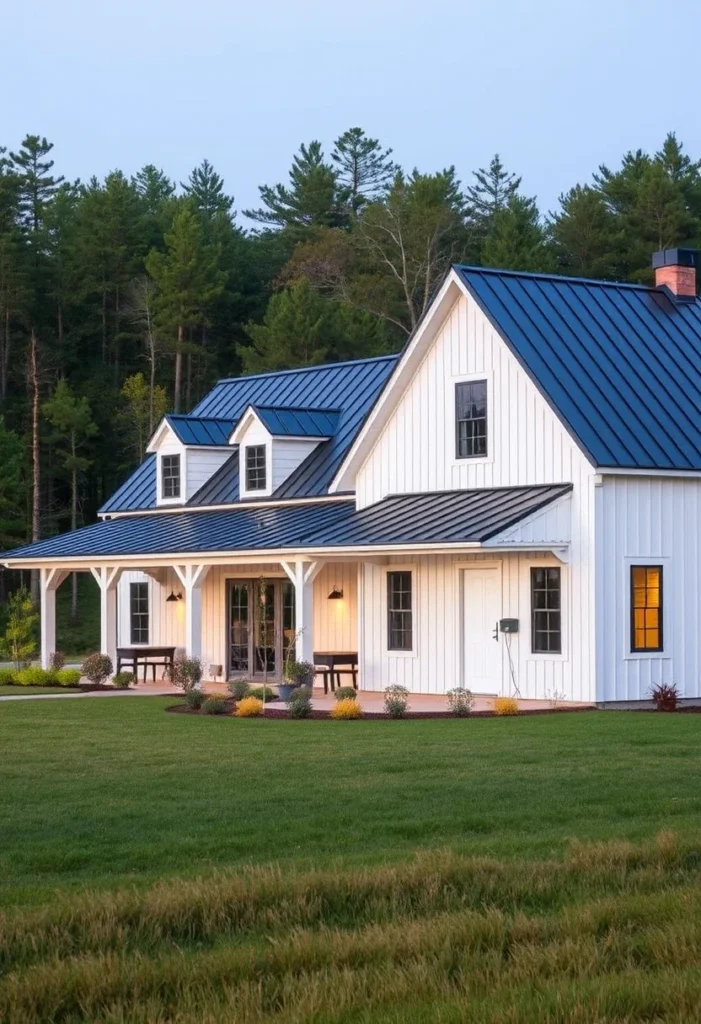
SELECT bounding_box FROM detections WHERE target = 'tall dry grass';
[1,831,700,1023]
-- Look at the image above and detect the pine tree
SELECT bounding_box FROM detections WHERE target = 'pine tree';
[466,154,522,246]
[239,282,332,373]
[332,128,395,214]
[145,206,226,411]
[133,164,175,213]
[9,135,64,234]
[43,379,98,617]
[0,416,26,550]
[482,195,551,272]
[181,159,234,219]
[550,185,622,279]
[245,142,341,230]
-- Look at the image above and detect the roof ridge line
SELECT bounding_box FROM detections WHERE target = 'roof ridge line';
[454,263,660,291]
[215,354,399,385]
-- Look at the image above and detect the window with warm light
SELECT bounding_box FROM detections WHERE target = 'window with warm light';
[631,565,663,652]
[130,582,149,644]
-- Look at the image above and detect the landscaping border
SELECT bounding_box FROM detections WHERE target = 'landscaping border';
[166,700,596,720]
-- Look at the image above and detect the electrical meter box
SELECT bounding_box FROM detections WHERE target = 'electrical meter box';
[499,618,519,634]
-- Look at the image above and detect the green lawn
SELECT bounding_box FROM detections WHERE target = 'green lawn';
[2,699,701,1022]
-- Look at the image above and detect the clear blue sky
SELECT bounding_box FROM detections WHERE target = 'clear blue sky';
[6,0,701,224]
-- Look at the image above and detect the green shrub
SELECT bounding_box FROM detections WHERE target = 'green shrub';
[384,684,410,718]
[171,655,204,691]
[112,671,134,688]
[288,685,313,719]
[446,687,474,717]
[15,667,52,687]
[56,668,82,687]
[201,695,229,715]
[81,653,113,685]
[185,688,206,709]
[0,667,17,686]
[334,686,357,702]
[249,685,278,703]
[227,678,251,701]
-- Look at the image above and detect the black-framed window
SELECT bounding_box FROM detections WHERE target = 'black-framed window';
[456,380,487,458]
[387,571,413,651]
[531,567,562,653]
[245,445,266,491]
[161,454,181,499]
[631,565,663,652]
[130,582,149,645]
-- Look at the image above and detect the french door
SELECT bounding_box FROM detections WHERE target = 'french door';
[227,579,295,679]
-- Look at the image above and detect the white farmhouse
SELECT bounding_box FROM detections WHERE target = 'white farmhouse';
[5,248,701,705]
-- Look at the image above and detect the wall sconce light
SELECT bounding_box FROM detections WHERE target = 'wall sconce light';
[166,591,183,603]
[328,587,344,600]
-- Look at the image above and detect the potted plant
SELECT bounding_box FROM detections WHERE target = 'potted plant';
[279,647,315,702]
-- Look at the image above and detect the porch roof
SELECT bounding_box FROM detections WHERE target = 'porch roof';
[2,485,571,564]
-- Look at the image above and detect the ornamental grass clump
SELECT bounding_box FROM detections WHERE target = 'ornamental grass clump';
[494,696,519,716]
[650,682,679,712]
[288,685,313,718]
[81,653,113,686]
[384,684,410,718]
[334,686,358,701]
[235,696,264,717]
[330,697,363,719]
[201,695,229,716]
[446,687,474,717]
[227,678,251,701]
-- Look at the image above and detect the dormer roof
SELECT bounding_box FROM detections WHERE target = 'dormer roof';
[164,414,234,447]
[249,405,340,439]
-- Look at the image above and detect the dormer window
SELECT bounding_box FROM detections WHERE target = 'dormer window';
[162,454,181,499]
[245,445,267,491]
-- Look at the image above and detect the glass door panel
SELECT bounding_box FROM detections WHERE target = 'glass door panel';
[253,581,276,676]
[282,580,296,668]
[228,583,250,675]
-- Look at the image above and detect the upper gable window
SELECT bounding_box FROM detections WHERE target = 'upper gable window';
[456,380,487,459]
[161,454,181,499]
[245,445,267,491]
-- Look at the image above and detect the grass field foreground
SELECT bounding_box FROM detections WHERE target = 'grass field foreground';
[2,832,701,1021]
[3,698,701,1021]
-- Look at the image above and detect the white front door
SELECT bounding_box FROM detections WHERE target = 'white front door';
[462,566,502,694]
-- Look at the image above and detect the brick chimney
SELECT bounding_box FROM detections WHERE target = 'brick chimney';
[652,248,699,297]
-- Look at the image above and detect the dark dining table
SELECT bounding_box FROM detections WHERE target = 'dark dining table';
[313,651,358,691]
[116,646,176,682]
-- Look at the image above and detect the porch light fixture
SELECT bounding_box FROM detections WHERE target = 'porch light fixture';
[166,591,183,603]
[328,587,344,600]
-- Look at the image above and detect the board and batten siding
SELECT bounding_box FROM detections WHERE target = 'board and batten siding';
[596,475,701,702]
[353,292,597,703]
[359,552,585,700]
[117,564,358,676]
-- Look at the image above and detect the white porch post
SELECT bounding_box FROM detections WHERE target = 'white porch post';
[39,568,68,669]
[281,559,323,663]
[90,567,122,669]
[173,565,210,662]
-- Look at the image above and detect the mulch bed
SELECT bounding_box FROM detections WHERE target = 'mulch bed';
[166,700,595,720]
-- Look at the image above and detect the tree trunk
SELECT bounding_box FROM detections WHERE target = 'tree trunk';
[101,284,108,364]
[29,330,40,605]
[0,307,9,401]
[114,284,120,385]
[174,324,183,413]
[71,449,78,620]
[186,350,192,410]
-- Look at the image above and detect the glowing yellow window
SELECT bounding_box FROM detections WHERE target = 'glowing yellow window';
[631,566,663,652]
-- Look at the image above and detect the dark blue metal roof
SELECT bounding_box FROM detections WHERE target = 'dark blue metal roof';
[456,265,701,470]
[100,356,397,513]
[250,405,340,438]
[101,456,156,514]
[4,485,570,561]
[165,415,234,446]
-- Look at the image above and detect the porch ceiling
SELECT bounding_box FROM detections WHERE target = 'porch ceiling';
[2,485,572,567]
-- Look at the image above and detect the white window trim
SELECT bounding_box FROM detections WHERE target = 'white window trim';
[525,557,568,662]
[449,370,494,468]
[157,450,186,506]
[383,565,418,658]
[622,555,671,662]
[240,440,273,499]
